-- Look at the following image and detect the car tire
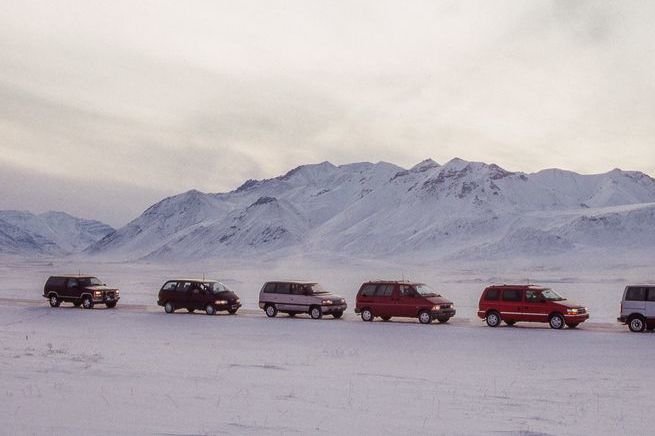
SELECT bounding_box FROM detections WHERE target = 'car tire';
[549,313,564,330]
[629,315,646,333]
[309,306,323,320]
[265,304,277,318]
[287,312,296,317]
[486,310,501,327]
[228,308,238,315]
[361,308,373,322]
[48,294,60,308]
[566,323,579,329]
[187,308,195,313]
[437,316,450,324]
[418,310,432,325]
[205,305,216,316]
[505,320,515,326]
[73,301,81,308]
[82,296,94,310]
[164,302,175,314]
[106,301,117,309]
[381,316,391,321]
[332,311,343,319]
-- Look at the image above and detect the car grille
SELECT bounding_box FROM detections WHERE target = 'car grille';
[106,291,116,298]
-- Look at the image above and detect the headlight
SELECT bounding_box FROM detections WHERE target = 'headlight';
[432,305,441,311]
[235,298,240,303]
[322,300,333,305]
[93,291,103,298]
[340,299,345,304]
[115,290,120,296]
[214,300,228,305]
[566,308,579,314]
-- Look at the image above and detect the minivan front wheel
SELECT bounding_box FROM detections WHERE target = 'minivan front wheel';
[265,304,277,318]
[549,313,564,330]
[309,306,322,320]
[361,309,373,322]
[205,305,216,316]
[486,311,501,327]
[48,294,60,308]
[82,296,94,310]
[629,316,645,333]
[418,310,432,325]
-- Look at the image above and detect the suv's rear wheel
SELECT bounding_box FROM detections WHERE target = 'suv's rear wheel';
[82,296,94,310]
[549,313,564,330]
[361,308,373,322]
[48,294,60,308]
[164,302,174,314]
[486,311,501,327]
[629,315,646,333]
[265,304,277,318]
[309,306,322,320]
[332,311,343,319]
[418,310,432,325]
[205,304,216,316]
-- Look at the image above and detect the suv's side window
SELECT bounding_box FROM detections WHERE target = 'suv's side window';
[360,284,376,297]
[502,289,522,302]
[648,288,655,302]
[177,282,191,293]
[525,290,540,303]
[276,283,291,295]
[626,287,646,301]
[485,289,500,300]
[67,278,79,289]
[263,283,277,293]
[162,281,177,291]
[375,284,394,297]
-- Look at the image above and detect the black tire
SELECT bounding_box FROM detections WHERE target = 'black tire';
[418,310,432,325]
[505,320,516,326]
[566,323,579,329]
[48,294,60,308]
[82,296,94,310]
[164,301,175,314]
[309,306,323,320]
[381,315,391,322]
[486,310,501,327]
[629,315,646,333]
[187,308,195,313]
[437,316,450,324]
[361,308,373,322]
[106,301,117,309]
[549,313,564,330]
[332,311,343,319]
[73,301,81,308]
[265,304,277,318]
[287,312,296,317]
[205,304,216,316]
[228,308,238,315]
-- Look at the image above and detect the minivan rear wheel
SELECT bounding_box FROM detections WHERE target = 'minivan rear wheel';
[265,304,277,318]
[486,311,501,327]
[309,306,322,320]
[629,316,646,333]
[82,296,94,310]
[361,309,373,322]
[164,302,174,313]
[418,310,432,325]
[48,294,60,308]
[549,313,564,330]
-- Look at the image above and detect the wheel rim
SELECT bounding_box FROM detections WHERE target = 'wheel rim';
[83,299,91,309]
[420,312,430,324]
[311,308,320,319]
[266,306,275,316]
[206,305,214,315]
[50,296,57,305]
[165,303,173,313]
[488,313,499,326]
[551,316,563,329]
[631,319,643,331]
[363,310,372,321]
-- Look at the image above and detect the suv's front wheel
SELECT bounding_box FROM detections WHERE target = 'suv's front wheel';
[82,296,94,310]
[629,315,646,333]
[48,294,60,308]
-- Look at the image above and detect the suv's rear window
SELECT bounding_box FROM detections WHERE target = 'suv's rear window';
[626,287,647,301]
[485,289,500,300]
[502,289,522,302]
[46,277,66,288]
[360,284,376,297]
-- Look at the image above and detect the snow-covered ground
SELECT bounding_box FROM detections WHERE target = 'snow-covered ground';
[1,258,654,434]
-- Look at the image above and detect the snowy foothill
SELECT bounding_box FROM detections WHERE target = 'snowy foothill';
[1,257,655,434]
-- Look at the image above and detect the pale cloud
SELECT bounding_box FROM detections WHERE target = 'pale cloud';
[0,0,654,225]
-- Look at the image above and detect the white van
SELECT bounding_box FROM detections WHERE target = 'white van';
[618,285,655,332]
[258,281,347,319]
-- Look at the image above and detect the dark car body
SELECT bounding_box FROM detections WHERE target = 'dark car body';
[354,280,455,324]
[477,284,589,329]
[43,275,120,309]
[157,279,241,315]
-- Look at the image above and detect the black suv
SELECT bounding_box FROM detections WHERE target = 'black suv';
[43,275,120,309]
[157,279,241,315]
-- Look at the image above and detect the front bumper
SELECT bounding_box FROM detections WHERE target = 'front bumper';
[564,313,589,323]
[216,302,242,311]
[431,308,456,319]
[94,294,120,303]
[321,304,347,314]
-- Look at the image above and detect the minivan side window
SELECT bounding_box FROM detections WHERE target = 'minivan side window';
[177,282,192,292]
[263,283,277,293]
[375,284,394,297]
[162,281,177,291]
[276,283,291,294]
[360,284,376,296]
[67,278,79,289]
[648,287,655,302]
[525,290,540,302]
[399,285,416,296]
[290,284,305,295]
[502,289,522,302]
[626,287,646,301]
[485,289,500,300]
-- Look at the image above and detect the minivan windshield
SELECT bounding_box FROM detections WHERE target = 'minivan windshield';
[79,277,103,287]
[414,284,441,297]
[540,288,566,301]
[202,282,231,294]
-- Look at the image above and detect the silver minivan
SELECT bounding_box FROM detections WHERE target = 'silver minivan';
[618,285,655,332]
[258,281,347,319]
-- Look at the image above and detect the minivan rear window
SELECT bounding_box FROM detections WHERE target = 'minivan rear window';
[360,284,376,297]
[485,289,500,300]
[502,289,522,302]
[162,281,177,291]
[263,283,277,293]
[626,287,647,301]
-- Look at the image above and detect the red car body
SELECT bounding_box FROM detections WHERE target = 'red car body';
[477,284,589,329]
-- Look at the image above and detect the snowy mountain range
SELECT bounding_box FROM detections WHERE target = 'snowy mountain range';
[0,210,114,256]
[82,158,655,261]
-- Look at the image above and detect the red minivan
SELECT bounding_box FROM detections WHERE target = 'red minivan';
[477,284,589,329]
[354,280,456,324]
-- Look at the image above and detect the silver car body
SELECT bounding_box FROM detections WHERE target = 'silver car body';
[258,281,347,315]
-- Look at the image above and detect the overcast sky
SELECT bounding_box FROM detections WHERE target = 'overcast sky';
[1,0,654,226]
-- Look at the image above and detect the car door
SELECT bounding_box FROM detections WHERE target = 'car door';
[397,284,419,317]
[189,281,206,310]
[176,281,192,309]
[275,282,292,311]
[624,286,646,317]
[500,288,523,321]
[523,289,549,322]
[66,278,80,299]
[374,284,395,317]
